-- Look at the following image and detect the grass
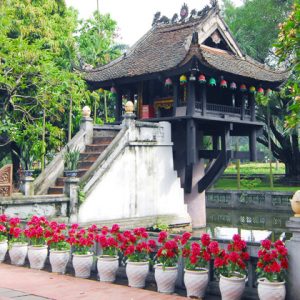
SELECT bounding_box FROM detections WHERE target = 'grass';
[213,178,299,192]
[224,162,285,175]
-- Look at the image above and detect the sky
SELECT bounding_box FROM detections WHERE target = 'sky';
[65,0,242,46]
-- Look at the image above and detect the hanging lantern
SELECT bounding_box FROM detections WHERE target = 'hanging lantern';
[249,86,256,93]
[209,77,216,86]
[110,86,117,94]
[220,79,227,88]
[230,82,237,90]
[240,84,247,92]
[198,74,206,84]
[165,78,172,87]
[258,87,264,94]
[180,75,187,85]
[266,88,272,96]
[98,88,104,94]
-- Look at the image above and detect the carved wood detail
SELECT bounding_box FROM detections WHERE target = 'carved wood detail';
[0,164,13,197]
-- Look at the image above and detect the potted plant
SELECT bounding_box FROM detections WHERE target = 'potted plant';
[96,224,121,283]
[8,217,28,266]
[154,231,180,294]
[213,234,250,300]
[121,227,156,288]
[24,216,49,270]
[256,239,288,300]
[182,233,215,298]
[68,224,96,278]
[0,214,8,262]
[64,146,80,177]
[47,221,70,274]
[14,144,35,177]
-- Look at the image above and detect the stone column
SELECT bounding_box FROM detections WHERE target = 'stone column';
[80,106,93,145]
[21,176,34,196]
[64,177,79,223]
[286,212,300,300]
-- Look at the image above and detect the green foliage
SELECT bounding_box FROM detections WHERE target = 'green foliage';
[275,1,300,128]
[240,177,262,189]
[63,146,80,171]
[224,163,285,175]
[77,11,126,67]
[222,0,292,63]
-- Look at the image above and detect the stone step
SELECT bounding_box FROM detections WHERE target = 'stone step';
[80,152,102,160]
[92,136,114,145]
[77,169,89,177]
[56,177,66,187]
[48,186,64,195]
[93,129,119,138]
[78,160,94,169]
[86,144,109,153]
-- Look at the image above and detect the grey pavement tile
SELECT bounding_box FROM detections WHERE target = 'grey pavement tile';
[13,296,50,300]
[0,289,28,298]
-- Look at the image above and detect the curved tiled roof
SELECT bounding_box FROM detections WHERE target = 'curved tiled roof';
[82,8,288,85]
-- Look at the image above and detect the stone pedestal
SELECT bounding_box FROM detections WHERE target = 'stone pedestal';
[80,117,93,145]
[286,217,300,300]
[64,177,79,223]
[21,176,34,196]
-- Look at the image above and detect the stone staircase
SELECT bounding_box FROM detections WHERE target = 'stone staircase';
[48,128,119,195]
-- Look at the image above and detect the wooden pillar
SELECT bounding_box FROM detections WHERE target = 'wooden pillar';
[241,95,246,120]
[186,119,197,166]
[249,94,256,121]
[212,136,219,151]
[186,77,196,116]
[221,126,230,152]
[200,85,207,116]
[115,87,122,122]
[172,80,179,116]
[249,129,257,161]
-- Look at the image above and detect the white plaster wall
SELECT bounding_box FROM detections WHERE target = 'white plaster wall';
[78,121,190,224]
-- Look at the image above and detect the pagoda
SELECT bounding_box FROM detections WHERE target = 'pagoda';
[82,2,288,227]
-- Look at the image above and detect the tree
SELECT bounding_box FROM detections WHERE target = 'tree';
[256,89,300,179]
[275,1,300,128]
[223,0,292,63]
[0,0,87,179]
[76,11,127,67]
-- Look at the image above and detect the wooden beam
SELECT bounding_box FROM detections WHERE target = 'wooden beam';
[249,129,257,161]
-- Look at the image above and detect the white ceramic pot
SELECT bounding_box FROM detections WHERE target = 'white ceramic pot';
[28,245,48,270]
[0,240,8,262]
[219,274,246,300]
[184,268,209,298]
[9,243,28,266]
[72,253,93,278]
[49,249,70,274]
[126,261,149,288]
[257,278,286,300]
[97,255,119,283]
[154,264,178,294]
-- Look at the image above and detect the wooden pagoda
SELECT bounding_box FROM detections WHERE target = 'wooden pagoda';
[82,3,288,227]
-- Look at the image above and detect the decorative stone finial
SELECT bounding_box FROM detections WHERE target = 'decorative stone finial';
[125,101,134,114]
[291,190,300,217]
[82,106,91,118]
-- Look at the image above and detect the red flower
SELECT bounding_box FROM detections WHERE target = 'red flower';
[201,233,210,246]
[261,239,272,250]
[158,231,168,243]
[228,251,239,263]
[111,224,120,234]
[181,232,192,245]
[209,241,220,255]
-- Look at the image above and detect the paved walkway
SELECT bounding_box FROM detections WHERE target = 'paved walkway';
[0,264,185,300]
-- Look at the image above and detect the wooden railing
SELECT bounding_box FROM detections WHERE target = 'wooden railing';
[195,101,251,116]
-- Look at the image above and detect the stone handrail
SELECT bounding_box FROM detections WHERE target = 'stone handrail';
[33,128,88,195]
[81,119,168,197]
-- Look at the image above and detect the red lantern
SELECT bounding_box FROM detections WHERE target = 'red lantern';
[220,79,227,88]
[258,87,264,94]
[240,84,247,92]
[198,74,206,84]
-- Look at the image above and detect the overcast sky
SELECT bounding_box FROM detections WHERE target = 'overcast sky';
[65,0,242,46]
